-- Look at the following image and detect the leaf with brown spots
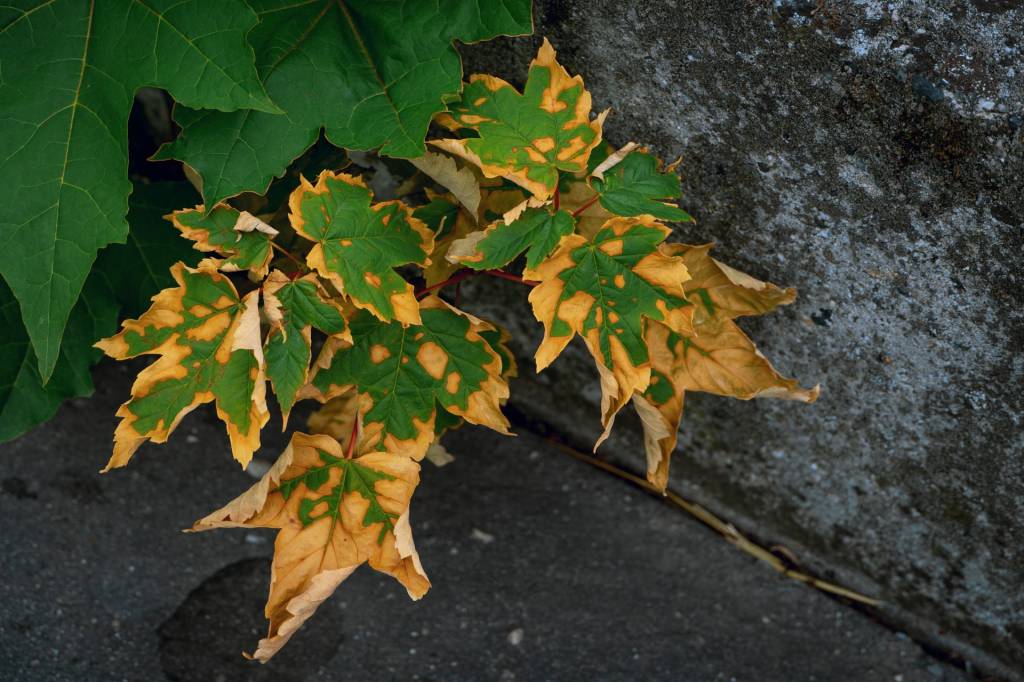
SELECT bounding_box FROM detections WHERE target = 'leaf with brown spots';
[527,215,694,447]
[95,262,269,470]
[289,171,434,325]
[309,296,511,460]
[432,39,605,200]
[193,431,428,662]
[635,245,819,490]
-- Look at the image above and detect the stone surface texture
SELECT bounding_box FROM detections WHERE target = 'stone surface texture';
[0,363,967,681]
[458,1,1024,678]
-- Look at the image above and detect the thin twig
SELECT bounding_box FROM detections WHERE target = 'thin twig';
[345,418,359,458]
[415,269,478,298]
[550,440,881,607]
[571,195,600,218]
[553,186,560,211]
[483,269,537,286]
[270,241,308,274]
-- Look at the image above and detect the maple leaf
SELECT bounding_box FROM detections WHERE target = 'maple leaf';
[409,151,482,221]
[155,0,533,209]
[168,205,277,277]
[309,296,511,459]
[289,171,433,325]
[263,271,350,424]
[527,215,693,445]
[0,0,277,381]
[433,39,605,200]
[590,149,693,222]
[634,244,819,490]
[96,262,269,470]
[448,208,575,273]
[193,431,428,662]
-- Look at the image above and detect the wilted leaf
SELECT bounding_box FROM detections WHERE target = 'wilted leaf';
[590,150,692,222]
[0,0,277,381]
[527,216,693,443]
[635,245,818,490]
[169,205,277,277]
[433,39,605,200]
[263,271,350,423]
[409,152,481,220]
[448,208,575,272]
[96,263,269,470]
[193,431,428,662]
[155,0,533,208]
[310,296,511,459]
[289,171,433,325]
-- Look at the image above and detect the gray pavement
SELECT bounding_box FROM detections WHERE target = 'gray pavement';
[0,362,968,681]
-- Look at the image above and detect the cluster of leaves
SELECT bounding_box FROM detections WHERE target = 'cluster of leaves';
[0,0,533,440]
[84,40,819,660]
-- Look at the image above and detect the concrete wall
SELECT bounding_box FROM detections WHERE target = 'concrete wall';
[461,1,1024,677]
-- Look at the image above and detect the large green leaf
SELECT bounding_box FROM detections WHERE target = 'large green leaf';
[0,0,277,382]
[0,274,117,442]
[93,182,203,318]
[155,0,533,208]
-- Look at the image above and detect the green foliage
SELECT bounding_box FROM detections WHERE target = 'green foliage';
[155,0,533,208]
[0,0,276,382]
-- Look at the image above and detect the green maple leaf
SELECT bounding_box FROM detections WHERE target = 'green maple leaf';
[433,39,604,200]
[0,0,277,381]
[96,262,269,471]
[94,182,203,318]
[155,0,534,208]
[1,182,201,441]
[449,207,575,272]
[289,171,433,325]
[311,296,511,459]
[0,274,117,442]
[263,271,349,422]
[591,151,692,222]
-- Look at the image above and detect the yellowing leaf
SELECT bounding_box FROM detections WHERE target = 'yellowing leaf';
[310,296,511,460]
[193,431,428,662]
[289,171,434,325]
[527,216,693,444]
[96,262,269,470]
[635,245,819,490]
[168,205,277,277]
[409,151,482,220]
[432,39,605,200]
[263,271,350,424]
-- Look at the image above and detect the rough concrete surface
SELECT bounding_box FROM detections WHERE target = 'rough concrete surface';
[458,1,1024,678]
[0,363,969,681]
